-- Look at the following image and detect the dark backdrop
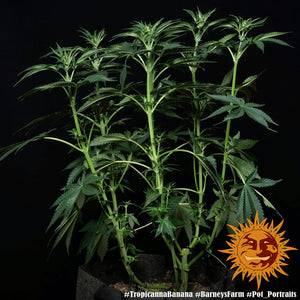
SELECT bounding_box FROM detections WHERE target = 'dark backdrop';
[1,1,299,299]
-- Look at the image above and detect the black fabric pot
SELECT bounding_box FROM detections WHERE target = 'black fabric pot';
[76,253,235,300]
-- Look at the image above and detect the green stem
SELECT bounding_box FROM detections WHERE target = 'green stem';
[180,248,190,292]
[162,235,179,288]
[43,137,82,152]
[206,56,239,250]
[221,59,238,182]
[187,249,205,268]
[69,92,148,288]
[146,69,163,194]
[189,65,204,249]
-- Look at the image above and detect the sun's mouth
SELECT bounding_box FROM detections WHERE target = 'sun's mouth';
[244,254,270,261]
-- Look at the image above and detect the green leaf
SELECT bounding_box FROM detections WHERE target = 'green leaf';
[97,234,109,262]
[65,211,79,253]
[83,173,102,185]
[205,155,217,172]
[234,168,279,222]
[223,107,245,121]
[175,203,193,242]
[233,137,258,150]
[79,214,108,263]
[209,94,244,105]
[207,198,228,236]
[48,185,81,229]
[77,87,116,112]
[229,155,256,178]
[67,165,83,185]
[242,74,258,87]
[243,106,278,129]
[20,81,76,100]
[78,72,115,86]
[144,189,161,207]
[257,31,288,40]
[82,184,99,196]
[221,68,233,86]
[128,214,140,229]
[255,40,264,53]
[51,210,79,252]
[0,131,54,162]
[249,178,281,188]
[120,59,128,90]
[218,33,236,43]
[155,217,175,238]
[90,133,125,146]
[263,37,292,47]
[203,104,232,120]
[15,64,57,86]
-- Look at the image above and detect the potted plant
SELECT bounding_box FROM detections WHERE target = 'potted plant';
[1,7,289,297]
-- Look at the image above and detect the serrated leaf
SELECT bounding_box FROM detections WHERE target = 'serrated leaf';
[51,210,79,251]
[209,94,244,105]
[205,155,217,171]
[172,202,193,242]
[203,104,232,120]
[155,217,175,238]
[90,133,125,146]
[229,155,256,178]
[78,72,115,86]
[83,173,102,184]
[82,184,99,196]
[15,64,57,86]
[234,138,258,150]
[67,165,83,185]
[144,189,161,207]
[48,185,82,229]
[65,211,79,254]
[128,214,140,229]
[78,215,108,263]
[246,186,264,221]
[249,178,281,188]
[223,107,245,121]
[0,131,54,162]
[244,106,278,129]
[20,81,76,100]
[97,234,109,261]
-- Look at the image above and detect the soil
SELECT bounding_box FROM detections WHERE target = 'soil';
[77,253,235,300]
[112,280,211,293]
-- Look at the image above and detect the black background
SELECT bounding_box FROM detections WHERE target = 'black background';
[1,0,299,299]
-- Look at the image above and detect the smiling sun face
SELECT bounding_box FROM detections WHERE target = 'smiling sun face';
[219,211,297,289]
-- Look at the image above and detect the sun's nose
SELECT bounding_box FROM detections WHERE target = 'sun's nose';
[255,243,263,254]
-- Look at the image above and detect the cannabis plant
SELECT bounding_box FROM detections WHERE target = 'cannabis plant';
[1,7,289,292]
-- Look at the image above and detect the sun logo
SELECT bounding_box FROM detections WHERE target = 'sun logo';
[219,211,297,290]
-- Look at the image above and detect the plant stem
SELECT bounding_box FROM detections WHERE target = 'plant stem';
[189,64,204,249]
[221,59,238,182]
[162,234,179,289]
[69,92,148,288]
[206,54,239,250]
[180,248,190,292]
[146,69,163,195]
